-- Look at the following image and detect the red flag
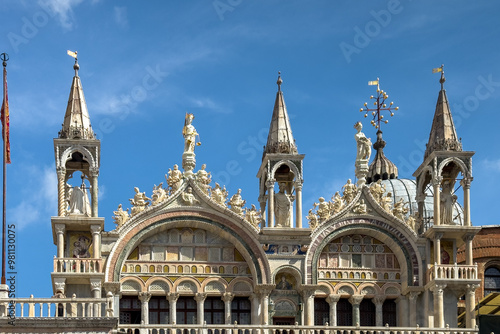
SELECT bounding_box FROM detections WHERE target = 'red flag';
[1,66,10,164]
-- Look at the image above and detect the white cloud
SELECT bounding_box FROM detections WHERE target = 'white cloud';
[481,159,500,172]
[113,6,128,29]
[38,0,84,30]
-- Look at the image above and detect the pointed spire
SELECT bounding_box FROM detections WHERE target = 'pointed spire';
[264,72,298,156]
[59,57,95,139]
[367,130,398,183]
[424,67,462,159]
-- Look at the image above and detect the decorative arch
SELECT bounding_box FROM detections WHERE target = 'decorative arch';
[438,157,470,179]
[145,277,172,294]
[358,282,381,296]
[273,264,303,286]
[228,277,254,294]
[307,218,422,288]
[60,145,96,170]
[120,276,146,293]
[334,283,356,295]
[270,160,301,181]
[202,277,228,294]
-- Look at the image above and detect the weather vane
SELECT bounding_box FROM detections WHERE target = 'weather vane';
[359,78,399,130]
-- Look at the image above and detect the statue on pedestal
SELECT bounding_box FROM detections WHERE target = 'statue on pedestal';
[274,182,291,227]
[354,122,372,186]
[166,164,183,193]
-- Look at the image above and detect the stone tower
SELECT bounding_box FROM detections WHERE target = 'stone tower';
[51,57,104,300]
[257,73,305,228]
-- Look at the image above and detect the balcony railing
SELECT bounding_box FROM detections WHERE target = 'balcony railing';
[118,324,478,334]
[0,296,113,318]
[53,257,103,274]
[428,263,478,281]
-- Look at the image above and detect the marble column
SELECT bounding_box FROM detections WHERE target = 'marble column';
[90,279,102,316]
[249,293,260,325]
[326,294,340,326]
[54,224,65,258]
[195,293,207,325]
[255,285,273,325]
[461,178,472,227]
[90,169,99,217]
[167,292,180,324]
[465,284,479,329]
[294,182,303,228]
[222,292,234,324]
[432,284,446,328]
[301,288,316,326]
[434,233,443,266]
[372,295,386,327]
[416,192,426,233]
[57,167,66,216]
[348,295,363,326]
[432,176,442,226]
[267,180,275,228]
[463,234,474,266]
[90,225,102,259]
[139,292,152,325]
[396,295,408,327]
[408,292,420,327]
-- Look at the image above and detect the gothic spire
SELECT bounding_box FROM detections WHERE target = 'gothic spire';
[59,57,95,140]
[367,130,398,183]
[424,67,462,159]
[263,72,298,156]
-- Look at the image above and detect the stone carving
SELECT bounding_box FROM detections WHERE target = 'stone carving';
[354,122,372,186]
[211,183,228,206]
[381,192,393,213]
[166,164,183,193]
[195,164,211,195]
[330,191,346,214]
[342,179,357,204]
[306,209,319,229]
[112,204,130,228]
[406,212,421,232]
[228,189,246,215]
[151,183,168,205]
[369,179,386,203]
[68,185,91,216]
[183,113,199,154]
[352,199,369,214]
[314,197,330,221]
[392,198,409,221]
[129,187,150,216]
[274,182,292,227]
[245,204,262,228]
[181,187,199,206]
[440,180,457,225]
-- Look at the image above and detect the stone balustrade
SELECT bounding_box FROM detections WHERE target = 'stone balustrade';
[0,296,113,318]
[428,263,478,281]
[318,268,401,281]
[118,324,478,334]
[122,261,250,276]
[53,257,103,274]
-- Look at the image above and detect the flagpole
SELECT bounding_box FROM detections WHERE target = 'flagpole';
[1,53,8,286]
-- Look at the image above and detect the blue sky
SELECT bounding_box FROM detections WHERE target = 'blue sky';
[1,0,499,298]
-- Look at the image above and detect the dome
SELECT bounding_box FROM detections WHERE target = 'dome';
[379,178,464,229]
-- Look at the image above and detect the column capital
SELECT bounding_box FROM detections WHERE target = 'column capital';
[466,284,480,294]
[89,168,100,177]
[90,279,102,292]
[255,284,274,297]
[431,284,447,295]
[348,294,364,305]
[294,181,303,191]
[167,292,179,303]
[90,224,102,234]
[435,232,444,240]
[460,177,472,189]
[139,292,152,303]
[266,179,276,189]
[408,291,421,301]
[462,234,475,243]
[195,292,207,303]
[222,292,234,303]
[326,294,340,304]
[56,167,66,178]
[432,176,443,187]
[103,282,121,295]
[372,295,386,306]
[54,223,66,234]
[300,285,319,299]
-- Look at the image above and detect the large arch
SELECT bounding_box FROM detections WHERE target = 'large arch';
[306,218,422,288]
[105,209,271,285]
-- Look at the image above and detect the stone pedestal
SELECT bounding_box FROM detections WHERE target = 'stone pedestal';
[355,160,369,186]
[182,152,196,177]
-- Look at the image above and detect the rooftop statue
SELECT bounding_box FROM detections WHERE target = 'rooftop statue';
[354,122,372,186]
[229,189,246,215]
[211,183,228,206]
[68,180,91,216]
[440,180,458,225]
[274,182,292,227]
[129,187,150,216]
[151,183,168,205]
[183,113,199,154]
[306,209,319,229]
[342,179,357,204]
[314,197,330,221]
[245,204,262,228]
[330,191,345,214]
[112,204,130,228]
[166,164,183,193]
[392,198,409,221]
[182,186,199,206]
[195,164,211,195]
[369,179,386,203]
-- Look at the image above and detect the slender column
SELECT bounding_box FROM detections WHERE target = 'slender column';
[408,292,420,326]
[90,225,102,259]
[103,282,121,318]
[266,180,275,228]
[396,295,409,327]
[301,288,316,326]
[465,284,479,329]
[90,169,99,217]
[416,192,426,233]
[255,285,273,325]
[222,292,234,324]
[139,292,152,325]
[54,224,65,258]
[295,182,303,228]
[57,167,66,216]
[167,292,179,324]
[434,232,443,266]
[90,279,102,316]
[461,178,472,226]
[432,176,442,226]
[372,295,386,327]
[463,234,474,266]
[432,284,446,328]
[348,295,363,326]
[249,293,260,325]
[195,293,207,325]
[326,294,340,326]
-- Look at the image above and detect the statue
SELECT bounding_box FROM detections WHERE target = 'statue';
[229,189,246,215]
[354,121,372,161]
[68,184,91,216]
[181,186,199,206]
[195,164,211,195]
[211,183,228,206]
[166,164,183,193]
[440,180,457,225]
[129,187,150,216]
[245,204,262,228]
[381,192,393,213]
[306,209,319,229]
[406,211,422,232]
[392,198,409,221]
[330,191,345,214]
[342,179,357,204]
[112,204,130,228]
[274,182,292,227]
[151,183,167,205]
[369,179,386,203]
[352,199,369,214]
[314,197,330,221]
[183,113,200,154]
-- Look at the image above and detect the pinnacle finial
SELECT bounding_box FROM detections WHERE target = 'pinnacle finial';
[277,71,282,91]
[439,64,446,90]
[67,50,79,76]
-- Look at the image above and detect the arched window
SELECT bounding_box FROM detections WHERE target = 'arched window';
[484,267,500,296]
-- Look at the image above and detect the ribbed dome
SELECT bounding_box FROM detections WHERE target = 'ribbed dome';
[379,178,464,229]
[367,130,398,183]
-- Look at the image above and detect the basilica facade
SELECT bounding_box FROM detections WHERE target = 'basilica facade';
[0,59,483,333]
